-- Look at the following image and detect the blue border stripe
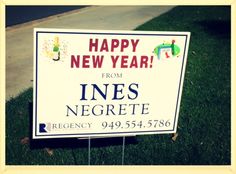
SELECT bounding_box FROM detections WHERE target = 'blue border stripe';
[37,31,187,36]
[35,32,39,137]
[172,35,188,131]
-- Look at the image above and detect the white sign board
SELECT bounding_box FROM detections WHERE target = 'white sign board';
[33,28,190,139]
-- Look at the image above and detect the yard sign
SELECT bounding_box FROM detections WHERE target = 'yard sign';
[33,28,190,139]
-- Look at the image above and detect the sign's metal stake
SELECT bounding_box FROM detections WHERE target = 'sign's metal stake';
[121,136,126,165]
[88,137,91,165]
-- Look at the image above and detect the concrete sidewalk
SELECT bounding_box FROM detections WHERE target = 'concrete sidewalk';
[6,6,174,100]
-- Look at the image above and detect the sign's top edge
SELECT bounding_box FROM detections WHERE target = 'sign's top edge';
[34,28,191,36]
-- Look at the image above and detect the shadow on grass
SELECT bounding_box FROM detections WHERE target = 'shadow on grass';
[28,102,137,149]
[30,137,137,149]
[196,20,230,38]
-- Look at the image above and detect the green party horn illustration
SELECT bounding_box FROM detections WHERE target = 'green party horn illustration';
[153,40,180,59]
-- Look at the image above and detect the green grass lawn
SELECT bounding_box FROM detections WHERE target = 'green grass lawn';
[6,6,231,165]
